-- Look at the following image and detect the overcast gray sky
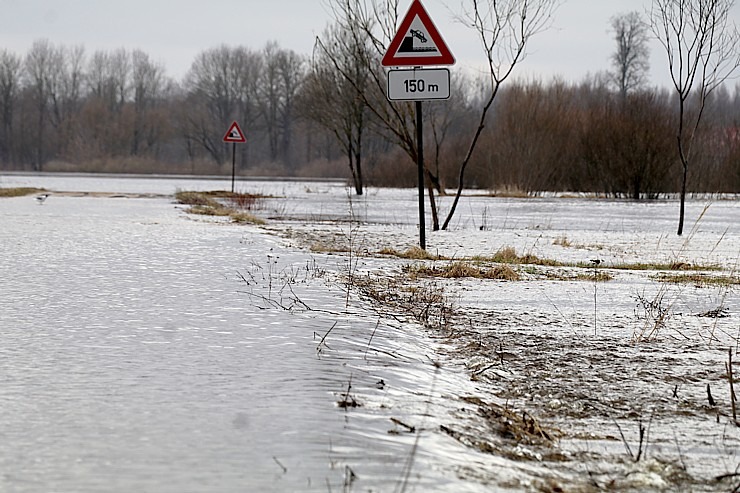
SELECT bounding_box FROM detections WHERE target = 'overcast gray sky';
[1,0,739,89]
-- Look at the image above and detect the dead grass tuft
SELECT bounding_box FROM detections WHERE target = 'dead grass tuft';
[177,190,266,225]
[176,189,266,209]
[186,204,231,216]
[440,396,558,459]
[0,187,47,198]
[575,271,614,282]
[175,190,221,207]
[378,246,442,260]
[553,235,572,247]
[230,212,266,225]
[594,261,720,272]
[653,273,740,287]
[481,247,563,267]
[407,262,520,281]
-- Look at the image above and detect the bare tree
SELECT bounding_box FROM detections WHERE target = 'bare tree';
[257,43,305,166]
[320,0,450,226]
[610,11,651,100]
[132,50,162,154]
[24,39,57,169]
[651,0,740,235]
[48,44,85,158]
[88,50,119,110]
[0,49,22,163]
[303,20,373,194]
[183,45,262,164]
[441,0,561,229]
[276,48,306,167]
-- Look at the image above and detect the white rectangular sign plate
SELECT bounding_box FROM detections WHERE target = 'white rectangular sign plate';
[387,68,450,101]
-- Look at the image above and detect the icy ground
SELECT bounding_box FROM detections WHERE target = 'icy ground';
[257,184,740,492]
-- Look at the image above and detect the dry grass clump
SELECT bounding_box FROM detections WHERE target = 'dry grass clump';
[176,190,266,225]
[0,187,46,197]
[441,396,557,460]
[175,189,265,209]
[482,247,563,267]
[653,272,740,287]
[187,204,232,216]
[378,246,443,260]
[598,261,720,272]
[226,192,262,210]
[407,261,520,281]
[575,271,614,282]
[175,190,221,207]
[352,276,452,329]
[230,212,266,225]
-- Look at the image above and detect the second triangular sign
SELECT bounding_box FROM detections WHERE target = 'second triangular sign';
[382,0,455,67]
[223,121,246,143]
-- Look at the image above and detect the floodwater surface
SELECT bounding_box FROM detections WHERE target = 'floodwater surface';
[0,181,487,492]
[3,173,740,492]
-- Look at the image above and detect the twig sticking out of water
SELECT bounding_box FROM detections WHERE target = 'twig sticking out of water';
[395,361,441,493]
[272,455,287,474]
[726,348,737,423]
[337,374,360,409]
[363,319,380,360]
[343,465,357,492]
[316,322,337,357]
[614,418,650,462]
[390,417,416,433]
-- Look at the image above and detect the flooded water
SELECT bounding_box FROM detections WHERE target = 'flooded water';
[3,173,740,492]
[0,175,490,492]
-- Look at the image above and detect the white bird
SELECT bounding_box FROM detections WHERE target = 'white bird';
[35,193,50,204]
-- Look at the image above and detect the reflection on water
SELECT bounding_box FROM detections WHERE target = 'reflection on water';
[0,179,486,492]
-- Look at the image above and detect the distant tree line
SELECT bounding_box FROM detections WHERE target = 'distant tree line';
[1,35,739,196]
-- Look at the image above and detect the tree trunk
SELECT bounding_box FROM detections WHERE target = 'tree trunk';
[425,168,439,230]
[677,161,688,236]
[354,144,363,196]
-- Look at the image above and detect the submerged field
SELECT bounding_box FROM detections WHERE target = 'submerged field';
[1,175,739,491]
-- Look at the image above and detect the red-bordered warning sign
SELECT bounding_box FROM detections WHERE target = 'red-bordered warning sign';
[223,121,246,143]
[382,0,455,67]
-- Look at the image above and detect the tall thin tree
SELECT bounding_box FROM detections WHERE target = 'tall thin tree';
[610,11,650,101]
[651,0,740,235]
[441,0,561,229]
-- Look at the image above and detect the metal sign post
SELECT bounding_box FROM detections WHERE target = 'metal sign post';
[416,100,426,249]
[223,121,247,193]
[382,0,455,250]
[230,142,237,193]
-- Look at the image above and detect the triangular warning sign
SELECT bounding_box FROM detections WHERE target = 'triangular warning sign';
[382,0,455,67]
[223,121,246,143]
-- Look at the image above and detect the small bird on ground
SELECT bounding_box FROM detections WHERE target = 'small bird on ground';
[35,193,50,204]
[589,259,602,266]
